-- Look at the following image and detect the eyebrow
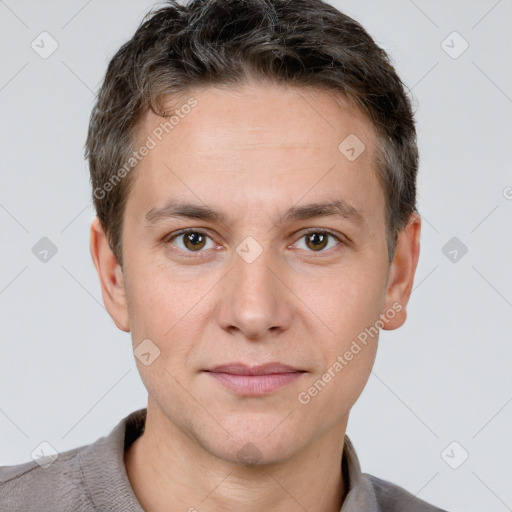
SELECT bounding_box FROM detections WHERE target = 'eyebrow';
[144,199,365,227]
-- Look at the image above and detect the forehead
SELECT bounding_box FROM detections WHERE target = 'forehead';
[127,81,384,228]
[139,82,375,154]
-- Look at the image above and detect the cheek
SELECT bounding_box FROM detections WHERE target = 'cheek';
[298,342,377,426]
[302,265,385,396]
[125,259,189,337]
[306,264,387,341]
[124,261,212,375]
[293,285,379,432]
[125,270,199,406]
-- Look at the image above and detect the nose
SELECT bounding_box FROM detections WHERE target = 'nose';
[216,245,293,341]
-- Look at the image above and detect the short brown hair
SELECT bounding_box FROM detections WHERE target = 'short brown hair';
[85,0,418,267]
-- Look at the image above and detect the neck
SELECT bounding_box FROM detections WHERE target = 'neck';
[125,403,349,512]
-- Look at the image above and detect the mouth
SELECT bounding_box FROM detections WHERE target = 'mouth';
[203,362,307,396]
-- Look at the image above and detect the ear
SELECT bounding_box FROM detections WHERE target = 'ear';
[381,212,421,331]
[89,217,130,332]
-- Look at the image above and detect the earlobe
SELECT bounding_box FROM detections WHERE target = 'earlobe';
[382,212,421,331]
[89,218,130,332]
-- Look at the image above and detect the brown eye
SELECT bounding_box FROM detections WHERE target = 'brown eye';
[168,230,215,253]
[305,232,329,251]
[294,230,342,253]
[182,232,206,251]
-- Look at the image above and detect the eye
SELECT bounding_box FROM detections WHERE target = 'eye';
[165,228,344,257]
[167,229,216,253]
[292,229,343,253]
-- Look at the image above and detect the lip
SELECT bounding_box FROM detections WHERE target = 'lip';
[207,362,303,375]
[204,362,306,396]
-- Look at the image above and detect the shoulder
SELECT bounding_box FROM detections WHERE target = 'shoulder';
[364,473,449,512]
[0,409,145,512]
[0,443,94,512]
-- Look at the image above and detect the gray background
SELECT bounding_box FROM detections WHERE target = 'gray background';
[1,1,511,511]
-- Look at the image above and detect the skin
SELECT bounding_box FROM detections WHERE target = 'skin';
[90,81,421,512]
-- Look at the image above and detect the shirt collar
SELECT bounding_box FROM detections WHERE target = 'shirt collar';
[78,409,146,512]
[341,435,380,511]
[79,408,380,512]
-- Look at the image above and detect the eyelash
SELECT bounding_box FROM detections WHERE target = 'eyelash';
[164,228,345,257]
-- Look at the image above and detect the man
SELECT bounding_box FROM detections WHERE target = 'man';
[0,0,449,510]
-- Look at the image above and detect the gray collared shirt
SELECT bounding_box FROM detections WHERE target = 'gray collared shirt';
[0,408,448,511]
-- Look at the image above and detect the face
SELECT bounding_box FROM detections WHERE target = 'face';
[92,81,418,466]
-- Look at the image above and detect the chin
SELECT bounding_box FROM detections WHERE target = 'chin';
[196,415,310,467]
[208,439,298,468]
